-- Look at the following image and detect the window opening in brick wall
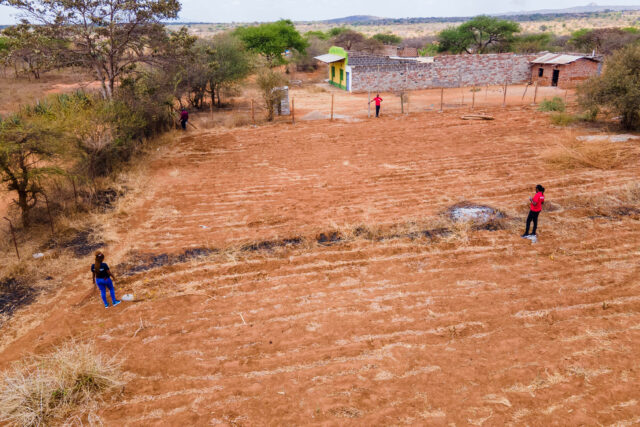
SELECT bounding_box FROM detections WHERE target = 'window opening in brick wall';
[538,68,544,77]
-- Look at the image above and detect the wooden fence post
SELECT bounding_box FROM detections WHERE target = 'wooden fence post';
[368,91,371,118]
[70,176,78,212]
[502,79,508,107]
[291,97,295,125]
[251,99,255,124]
[533,81,539,104]
[472,86,476,110]
[440,87,444,112]
[3,217,20,260]
[401,92,404,114]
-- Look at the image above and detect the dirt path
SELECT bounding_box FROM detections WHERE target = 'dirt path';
[1,107,639,425]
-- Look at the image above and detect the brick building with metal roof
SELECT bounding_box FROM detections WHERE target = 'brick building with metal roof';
[530,53,603,88]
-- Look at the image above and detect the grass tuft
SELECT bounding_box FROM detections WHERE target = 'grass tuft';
[550,112,576,126]
[541,137,634,170]
[0,342,122,426]
[538,97,566,112]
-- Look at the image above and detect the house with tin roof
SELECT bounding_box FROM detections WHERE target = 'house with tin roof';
[530,53,603,88]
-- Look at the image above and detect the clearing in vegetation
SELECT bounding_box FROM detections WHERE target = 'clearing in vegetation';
[1,105,640,425]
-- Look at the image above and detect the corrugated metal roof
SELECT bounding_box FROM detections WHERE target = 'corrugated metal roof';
[314,54,346,63]
[531,53,596,65]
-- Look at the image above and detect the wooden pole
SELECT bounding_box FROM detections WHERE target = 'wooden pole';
[331,93,334,121]
[502,79,508,107]
[368,91,371,118]
[533,81,539,104]
[440,87,444,112]
[3,217,20,260]
[401,92,404,114]
[43,192,54,236]
[472,86,476,110]
[291,97,295,125]
[251,99,255,124]
[565,89,569,104]
[521,84,529,101]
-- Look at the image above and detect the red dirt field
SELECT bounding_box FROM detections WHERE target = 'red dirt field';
[1,106,640,425]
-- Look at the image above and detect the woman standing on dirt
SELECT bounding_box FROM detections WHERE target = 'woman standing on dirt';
[522,185,545,238]
[91,251,121,308]
[369,93,383,118]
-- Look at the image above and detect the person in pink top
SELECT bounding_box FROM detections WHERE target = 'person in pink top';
[369,93,383,117]
[522,184,545,237]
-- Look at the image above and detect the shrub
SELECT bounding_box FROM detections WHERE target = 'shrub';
[550,112,576,126]
[0,342,122,426]
[538,97,566,112]
[578,44,640,130]
[255,68,288,121]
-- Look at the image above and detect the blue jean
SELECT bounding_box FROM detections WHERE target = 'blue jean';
[96,278,118,306]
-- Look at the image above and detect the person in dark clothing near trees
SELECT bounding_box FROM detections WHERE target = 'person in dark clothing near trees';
[522,185,545,238]
[369,94,383,117]
[180,108,189,130]
[91,251,121,308]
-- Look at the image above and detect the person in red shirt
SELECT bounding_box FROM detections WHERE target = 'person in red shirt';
[369,93,383,117]
[179,108,189,131]
[523,184,545,237]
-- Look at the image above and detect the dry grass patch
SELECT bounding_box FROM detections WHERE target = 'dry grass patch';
[541,137,635,170]
[0,342,122,426]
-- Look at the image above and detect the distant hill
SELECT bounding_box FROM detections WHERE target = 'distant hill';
[498,3,640,16]
[322,15,381,24]
[316,4,640,26]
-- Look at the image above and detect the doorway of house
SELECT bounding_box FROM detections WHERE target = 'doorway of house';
[346,72,350,91]
[552,69,560,87]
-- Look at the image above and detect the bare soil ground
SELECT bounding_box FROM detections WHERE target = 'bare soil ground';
[1,103,640,425]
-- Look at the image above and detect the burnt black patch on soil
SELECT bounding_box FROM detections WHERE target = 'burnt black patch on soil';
[241,237,304,252]
[91,188,125,212]
[117,247,218,276]
[317,232,342,245]
[612,206,640,217]
[0,278,37,321]
[44,228,105,257]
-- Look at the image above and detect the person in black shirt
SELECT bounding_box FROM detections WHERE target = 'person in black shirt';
[91,251,121,308]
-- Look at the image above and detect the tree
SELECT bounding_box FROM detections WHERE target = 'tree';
[511,33,553,53]
[372,33,402,45]
[293,33,330,71]
[0,114,67,226]
[234,20,307,66]
[569,28,640,55]
[206,33,253,107]
[578,44,640,130]
[1,0,181,99]
[438,16,520,54]
[332,30,383,53]
[1,21,65,79]
[255,68,287,121]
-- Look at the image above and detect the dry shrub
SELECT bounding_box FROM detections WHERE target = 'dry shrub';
[0,342,122,426]
[223,113,253,128]
[541,138,633,170]
[550,112,576,126]
[305,85,327,93]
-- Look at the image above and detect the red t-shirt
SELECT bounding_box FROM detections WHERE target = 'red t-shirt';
[530,192,544,212]
[374,96,383,106]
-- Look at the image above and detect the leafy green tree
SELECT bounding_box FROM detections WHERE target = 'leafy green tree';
[2,0,181,99]
[578,44,640,130]
[569,28,640,55]
[294,33,330,71]
[372,33,402,45]
[438,16,521,54]
[332,29,383,53]
[234,20,307,66]
[305,30,328,40]
[511,33,553,53]
[0,113,68,226]
[206,33,254,107]
[327,27,349,37]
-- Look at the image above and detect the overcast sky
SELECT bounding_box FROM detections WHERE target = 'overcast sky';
[1,0,640,24]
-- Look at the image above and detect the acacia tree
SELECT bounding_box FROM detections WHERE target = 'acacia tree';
[1,21,65,79]
[1,0,181,99]
[235,20,307,66]
[438,16,520,54]
[0,115,66,227]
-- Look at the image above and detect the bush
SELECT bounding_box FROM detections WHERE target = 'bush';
[0,342,122,426]
[538,97,566,112]
[578,44,640,130]
[550,112,576,126]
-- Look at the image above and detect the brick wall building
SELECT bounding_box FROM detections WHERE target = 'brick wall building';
[530,53,602,89]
